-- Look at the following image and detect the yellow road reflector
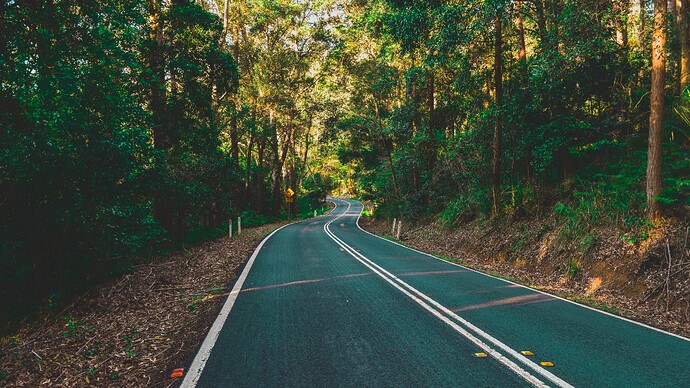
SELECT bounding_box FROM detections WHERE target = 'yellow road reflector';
[540,361,554,367]
[474,352,488,358]
[521,350,534,356]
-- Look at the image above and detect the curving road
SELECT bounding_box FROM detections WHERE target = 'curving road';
[182,198,690,387]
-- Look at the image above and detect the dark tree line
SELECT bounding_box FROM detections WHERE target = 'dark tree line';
[3,0,690,331]
[0,0,337,330]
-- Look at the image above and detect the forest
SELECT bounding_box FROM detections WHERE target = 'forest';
[1,0,689,332]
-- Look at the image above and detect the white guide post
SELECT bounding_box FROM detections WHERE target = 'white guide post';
[238,217,242,235]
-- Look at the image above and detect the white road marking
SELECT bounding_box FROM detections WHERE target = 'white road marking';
[182,207,339,386]
[324,200,572,388]
[181,224,290,387]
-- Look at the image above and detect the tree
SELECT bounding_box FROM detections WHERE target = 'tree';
[491,7,504,216]
[646,0,666,221]
[677,0,690,90]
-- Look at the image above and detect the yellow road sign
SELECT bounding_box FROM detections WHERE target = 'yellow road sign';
[285,197,294,203]
[286,187,295,197]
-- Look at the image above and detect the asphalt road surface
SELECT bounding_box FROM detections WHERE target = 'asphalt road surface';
[182,198,690,387]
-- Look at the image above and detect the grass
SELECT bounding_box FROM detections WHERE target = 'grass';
[561,294,620,314]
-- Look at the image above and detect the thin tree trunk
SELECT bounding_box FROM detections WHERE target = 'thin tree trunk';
[223,0,229,36]
[231,25,240,161]
[534,0,548,45]
[300,117,311,189]
[616,0,629,47]
[515,1,527,66]
[373,99,401,200]
[647,0,667,221]
[147,0,174,238]
[426,69,437,175]
[670,0,679,91]
[256,135,266,214]
[271,121,293,215]
[148,0,167,151]
[678,0,690,90]
[492,12,503,216]
[244,130,254,198]
[640,0,647,38]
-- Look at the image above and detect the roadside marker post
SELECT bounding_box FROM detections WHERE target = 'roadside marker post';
[285,187,295,220]
[238,217,241,235]
[392,218,397,236]
[229,220,233,238]
[396,221,402,240]
[314,210,317,218]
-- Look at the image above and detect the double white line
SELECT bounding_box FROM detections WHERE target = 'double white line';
[324,200,573,388]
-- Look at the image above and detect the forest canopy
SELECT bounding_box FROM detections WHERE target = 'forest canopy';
[1,0,689,330]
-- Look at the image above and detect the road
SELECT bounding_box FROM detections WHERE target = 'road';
[182,198,690,387]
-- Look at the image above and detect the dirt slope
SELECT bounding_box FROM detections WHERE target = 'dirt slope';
[361,214,690,339]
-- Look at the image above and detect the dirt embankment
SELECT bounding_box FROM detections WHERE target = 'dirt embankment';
[361,214,690,338]
[0,222,285,387]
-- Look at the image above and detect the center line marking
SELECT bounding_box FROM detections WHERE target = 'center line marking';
[325,199,573,388]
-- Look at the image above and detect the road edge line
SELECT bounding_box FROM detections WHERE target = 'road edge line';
[347,198,690,344]
[324,202,572,388]
[180,222,294,387]
[324,201,551,388]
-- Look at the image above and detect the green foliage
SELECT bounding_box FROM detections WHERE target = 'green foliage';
[563,294,619,315]
[439,189,492,226]
[0,0,243,333]
[62,316,79,337]
[564,258,579,279]
[108,370,121,381]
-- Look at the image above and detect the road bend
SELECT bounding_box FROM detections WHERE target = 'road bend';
[183,198,690,387]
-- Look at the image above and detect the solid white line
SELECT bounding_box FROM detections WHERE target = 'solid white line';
[180,223,291,387]
[343,198,690,344]
[181,206,345,387]
[324,201,553,387]
[328,223,571,387]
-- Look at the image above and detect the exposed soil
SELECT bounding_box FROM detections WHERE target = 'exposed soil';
[0,222,285,387]
[360,212,690,339]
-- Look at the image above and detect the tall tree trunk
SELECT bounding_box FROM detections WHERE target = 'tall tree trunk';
[256,135,266,214]
[492,12,503,217]
[147,0,174,238]
[244,129,254,204]
[426,70,437,175]
[231,25,240,161]
[406,64,421,189]
[373,99,401,201]
[640,0,647,39]
[223,0,229,36]
[647,0,667,221]
[545,0,558,40]
[616,0,629,47]
[299,117,312,189]
[678,0,690,90]
[271,122,293,216]
[147,0,167,151]
[515,1,527,67]
[534,0,548,46]
[669,0,680,91]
